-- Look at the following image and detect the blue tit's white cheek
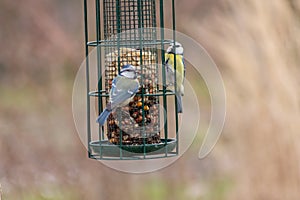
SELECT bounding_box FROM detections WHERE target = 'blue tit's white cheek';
[121,71,136,79]
[176,47,184,55]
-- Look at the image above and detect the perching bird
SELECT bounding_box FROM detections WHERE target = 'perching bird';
[96,64,140,126]
[165,42,185,113]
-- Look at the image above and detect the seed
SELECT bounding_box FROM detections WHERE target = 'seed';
[106,52,118,62]
[123,140,132,145]
[111,131,116,137]
[132,61,138,66]
[134,96,141,101]
[136,65,141,71]
[132,56,139,61]
[127,57,133,62]
[109,138,118,144]
[108,66,115,71]
[131,51,138,57]
[123,135,129,141]
[143,61,149,66]
[133,133,139,138]
[119,48,133,55]
[134,51,141,57]
[144,105,150,111]
[146,118,151,123]
[132,112,138,118]
[136,101,143,107]
[129,101,135,107]
[136,115,143,123]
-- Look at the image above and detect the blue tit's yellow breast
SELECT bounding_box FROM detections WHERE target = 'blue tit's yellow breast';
[165,53,184,76]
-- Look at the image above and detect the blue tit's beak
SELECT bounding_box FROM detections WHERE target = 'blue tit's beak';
[167,46,175,54]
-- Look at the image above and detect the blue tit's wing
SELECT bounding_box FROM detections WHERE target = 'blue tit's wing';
[110,77,118,96]
[110,76,139,109]
[165,55,173,84]
[165,62,176,88]
[176,93,183,113]
[165,54,173,86]
[165,56,170,65]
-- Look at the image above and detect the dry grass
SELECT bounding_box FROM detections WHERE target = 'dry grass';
[178,0,300,199]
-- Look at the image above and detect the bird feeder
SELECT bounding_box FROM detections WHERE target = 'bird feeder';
[83,0,179,159]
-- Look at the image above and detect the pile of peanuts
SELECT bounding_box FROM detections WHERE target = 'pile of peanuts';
[104,48,161,145]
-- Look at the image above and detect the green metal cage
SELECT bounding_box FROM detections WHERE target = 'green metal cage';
[83,0,179,160]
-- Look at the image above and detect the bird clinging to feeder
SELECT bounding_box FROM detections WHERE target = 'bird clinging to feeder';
[165,42,186,113]
[96,64,140,126]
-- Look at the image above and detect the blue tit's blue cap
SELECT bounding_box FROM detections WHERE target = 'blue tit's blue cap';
[121,64,136,72]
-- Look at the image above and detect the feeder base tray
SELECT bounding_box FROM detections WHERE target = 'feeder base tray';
[89,139,177,158]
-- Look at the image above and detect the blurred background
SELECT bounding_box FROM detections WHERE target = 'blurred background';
[0,0,300,199]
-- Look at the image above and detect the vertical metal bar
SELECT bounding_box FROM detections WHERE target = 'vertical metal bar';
[84,0,92,158]
[151,0,160,145]
[96,0,104,158]
[152,0,157,28]
[103,0,107,39]
[172,0,179,155]
[115,0,123,159]
[116,0,121,72]
[124,0,128,43]
[137,0,146,158]
[159,0,168,155]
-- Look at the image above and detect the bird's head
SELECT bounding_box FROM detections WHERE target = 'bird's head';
[167,42,184,55]
[120,64,137,79]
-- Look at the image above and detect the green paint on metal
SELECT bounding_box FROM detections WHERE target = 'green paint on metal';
[172,0,179,155]
[83,0,92,158]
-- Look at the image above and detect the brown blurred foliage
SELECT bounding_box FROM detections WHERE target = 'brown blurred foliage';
[0,0,300,199]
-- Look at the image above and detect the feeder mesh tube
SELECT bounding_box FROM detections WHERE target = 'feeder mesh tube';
[102,0,161,145]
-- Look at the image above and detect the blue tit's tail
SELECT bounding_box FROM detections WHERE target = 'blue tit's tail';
[176,93,183,113]
[96,108,112,126]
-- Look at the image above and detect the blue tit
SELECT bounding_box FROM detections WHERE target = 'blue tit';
[165,42,185,113]
[96,64,140,126]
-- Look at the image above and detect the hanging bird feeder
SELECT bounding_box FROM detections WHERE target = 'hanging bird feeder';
[83,0,179,160]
